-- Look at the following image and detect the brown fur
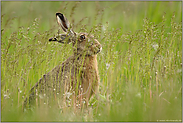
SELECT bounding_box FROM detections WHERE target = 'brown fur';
[23,13,101,109]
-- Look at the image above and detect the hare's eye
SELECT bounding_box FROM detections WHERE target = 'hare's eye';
[80,35,85,40]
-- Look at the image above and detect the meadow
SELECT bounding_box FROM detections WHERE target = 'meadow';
[1,1,182,122]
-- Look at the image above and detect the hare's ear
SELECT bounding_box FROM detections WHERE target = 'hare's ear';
[56,13,75,35]
[49,34,72,44]
[49,13,76,44]
[56,13,70,32]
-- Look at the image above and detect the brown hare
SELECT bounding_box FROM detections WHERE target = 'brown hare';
[23,13,102,109]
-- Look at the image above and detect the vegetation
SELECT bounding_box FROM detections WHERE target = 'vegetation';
[1,1,182,122]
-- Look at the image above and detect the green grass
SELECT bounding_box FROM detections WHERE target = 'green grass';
[1,1,182,122]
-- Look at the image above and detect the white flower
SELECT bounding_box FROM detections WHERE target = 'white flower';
[152,43,159,51]
[106,63,110,70]
[63,92,72,98]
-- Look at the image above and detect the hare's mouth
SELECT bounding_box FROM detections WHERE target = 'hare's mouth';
[95,47,102,54]
[97,47,102,53]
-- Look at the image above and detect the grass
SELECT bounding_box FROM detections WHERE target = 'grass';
[1,1,182,122]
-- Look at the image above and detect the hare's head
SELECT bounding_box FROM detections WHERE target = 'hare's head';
[49,13,102,56]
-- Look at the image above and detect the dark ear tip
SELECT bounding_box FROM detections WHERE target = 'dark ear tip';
[49,38,57,41]
[56,13,65,21]
[49,38,53,41]
[56,12,61,15]
[56,12,63,17]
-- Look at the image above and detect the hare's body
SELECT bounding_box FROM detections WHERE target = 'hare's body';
[23,13,102,108]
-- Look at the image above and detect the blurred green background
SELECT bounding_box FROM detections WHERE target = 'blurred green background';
[2,1,182,32]
[1,1,182,122]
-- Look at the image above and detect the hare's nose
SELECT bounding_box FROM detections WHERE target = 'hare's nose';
[96,44,102,53]
[98,46,102,52]
[99,47,102,52]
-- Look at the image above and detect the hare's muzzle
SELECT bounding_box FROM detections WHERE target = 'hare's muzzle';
[94,43,102,54]
[98,47,102,53]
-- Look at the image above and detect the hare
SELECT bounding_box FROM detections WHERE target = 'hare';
[23,13,102,109]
